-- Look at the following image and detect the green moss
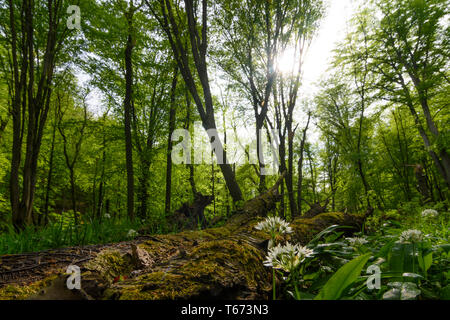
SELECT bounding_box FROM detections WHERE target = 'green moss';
[106,272,208,300]
[0,274,58,300]
[289,212,349,244]
[104,239,270,300]
[84,249,133,284]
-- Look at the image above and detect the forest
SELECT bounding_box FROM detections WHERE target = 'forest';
[0,0,448,302]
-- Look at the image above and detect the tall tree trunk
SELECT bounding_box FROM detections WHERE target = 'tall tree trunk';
[124,4,136,221]
[397,75,450,189]
[57,93,88,225]
[183,89,197,196]
[137,162,150,219]
[164,66,179,214]
[9,0,67,230]
[152,0,243,203]
[286,123,297,216]
[256,117,266,193]
[43,117,57,226]
[97,135,107,219]
[296,114,310,216]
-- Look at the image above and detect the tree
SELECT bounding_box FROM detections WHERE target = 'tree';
[216,0,323,194]
[56,90,89,224]
[147,0,243,203]
[164,66,179,214]
[2,0,74,230]
[370,0,450,189]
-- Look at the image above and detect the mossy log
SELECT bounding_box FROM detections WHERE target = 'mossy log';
[92,211,366,300]
[0,177,368,300]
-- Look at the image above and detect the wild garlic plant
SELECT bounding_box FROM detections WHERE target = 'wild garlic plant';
[397,229,427,276]
[263,241,314,299]
[255,216,293,249]
[421,209,439,219]
[345,237,369,252]
[255,216,315,299]
[255,216,295,299]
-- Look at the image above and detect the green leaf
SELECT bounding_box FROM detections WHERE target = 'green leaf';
[315,253,371,300]
[418,251,432,273]
[441,285,450,300]
[308,225,355,245]
[388,243,414,274]
[376,239,396,258]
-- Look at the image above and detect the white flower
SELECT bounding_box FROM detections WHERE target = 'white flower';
[127,229,138,238]
[421,209,438,218]
[263,242,313,272]
[398,229,423,244]
[104,214,111,219]
[255,216,293,235]
[346,237,369,247]
[321,265,333,273]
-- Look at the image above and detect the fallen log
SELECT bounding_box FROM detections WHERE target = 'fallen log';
[0,176,368,300]
[78,212,366,300]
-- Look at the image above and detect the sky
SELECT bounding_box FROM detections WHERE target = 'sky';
[302,0,358,97]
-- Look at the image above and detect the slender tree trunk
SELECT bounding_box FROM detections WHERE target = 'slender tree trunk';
[296,114,310,216]
[165,66,178,214]
[286,123,297,216]
[154,0,243,203]
[124,4,136,221]
[256,117,266,193]
[137,163,150,219]
[184,90,197,196]
[97,135,106,219]
[398,76,450,189]
[43,119,57,226]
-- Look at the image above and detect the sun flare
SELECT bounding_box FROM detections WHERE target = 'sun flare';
[276,46,301,75]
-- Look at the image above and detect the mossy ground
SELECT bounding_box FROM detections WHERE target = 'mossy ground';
[0,274,58,300]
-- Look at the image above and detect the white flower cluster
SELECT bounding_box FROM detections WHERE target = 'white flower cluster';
[421,209,438,218]
[263,242,314,272]
[345,237,369,247]
[398,229,423,244]
[127,229,138,238]
[255,216,293,235]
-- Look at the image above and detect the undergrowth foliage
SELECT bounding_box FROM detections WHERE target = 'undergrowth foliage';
[0,213,170,255]
[256,208,449,300]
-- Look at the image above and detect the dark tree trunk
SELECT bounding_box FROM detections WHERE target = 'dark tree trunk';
[124,5,136,221]
[286,123,297,216]
[164,66,178,214]
[296,114,310,216]
[398,75,450,189]
[184,90,197,196]
[96,135,107,219]
[137,164,150,219]
[43,117,57,226]
[8,0,64,231]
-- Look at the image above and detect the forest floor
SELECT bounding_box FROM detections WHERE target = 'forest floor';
[0,235,155,288]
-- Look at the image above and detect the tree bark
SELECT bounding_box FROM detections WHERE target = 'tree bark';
[164,66,178,214]
[8,0,65,230]
[124,4,136,221]
[43,115,57,226]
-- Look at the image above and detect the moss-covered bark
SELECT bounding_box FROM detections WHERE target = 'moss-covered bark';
[94,211,365,300]
[0,177,368,300]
